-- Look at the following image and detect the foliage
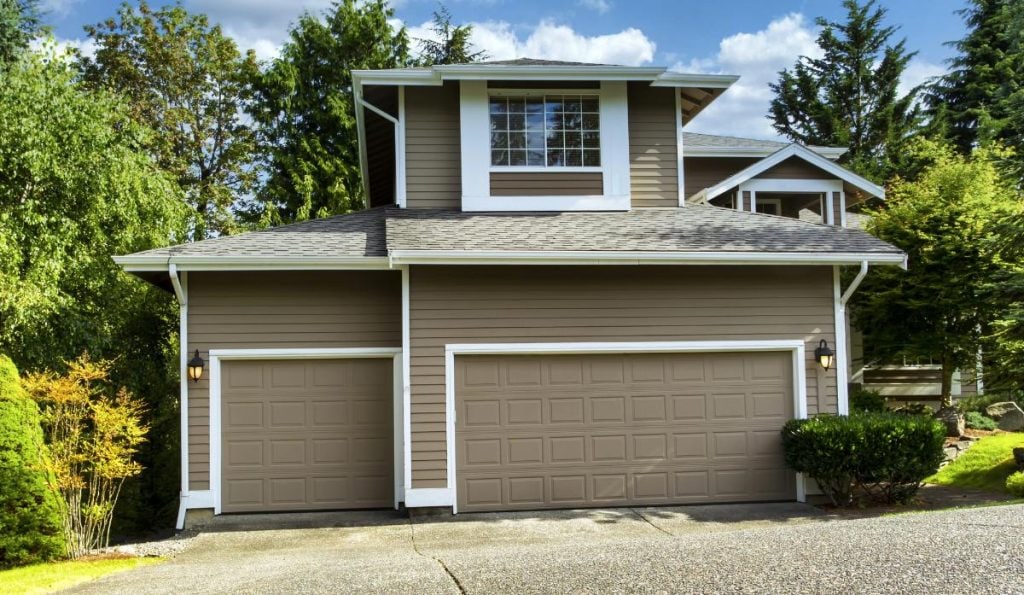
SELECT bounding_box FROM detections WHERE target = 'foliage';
[767,0,921,181]
[1007,471,1024,497]
[81,1,260,240]
[0,355,63,569]
[0,0,42,69]
[927,432,1024,492]
[850,388,887,413]
[987,209,1024,390]
[248,0,412,224]
[22,355,149,559]
[851,140,1019,406]
[891,403,934,416]
[417,5,486,65]
[926,1,1024,158]
[0,556,161,593]
[965,411,999,430]
[781,413,945,506]
[957,393,1023,414]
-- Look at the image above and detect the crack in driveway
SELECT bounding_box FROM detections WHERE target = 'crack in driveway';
[408,518,467,594]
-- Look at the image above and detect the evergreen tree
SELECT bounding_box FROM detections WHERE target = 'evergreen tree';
[249,0,412,224]
[768,0,921,182]
[926,0,1022,156]
[417,6,487,65]
[0,0,42,69]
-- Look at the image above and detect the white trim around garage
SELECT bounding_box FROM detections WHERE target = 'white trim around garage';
[184,348,403,520]
[426,340,811,512]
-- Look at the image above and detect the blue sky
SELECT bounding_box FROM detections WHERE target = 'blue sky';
[39,0,968,139]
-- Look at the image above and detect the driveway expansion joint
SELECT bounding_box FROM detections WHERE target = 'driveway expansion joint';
[408,517,468,594]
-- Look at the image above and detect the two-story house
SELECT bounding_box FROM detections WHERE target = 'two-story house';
[115,60,906,529]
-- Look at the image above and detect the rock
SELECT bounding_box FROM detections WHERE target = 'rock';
[936,407,965,437]
[986,402,1024,431]
[1014,448,1024,471]
[943,447,960,462]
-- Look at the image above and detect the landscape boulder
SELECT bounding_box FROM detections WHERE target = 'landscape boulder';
[936,407,965,437]
[984,402,1024,432]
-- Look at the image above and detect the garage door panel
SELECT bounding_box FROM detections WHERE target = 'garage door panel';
[221,358,393,513]
[456,352,795,512]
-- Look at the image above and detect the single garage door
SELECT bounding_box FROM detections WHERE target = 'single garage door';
[221,358,393,513]
[456,352,795,512]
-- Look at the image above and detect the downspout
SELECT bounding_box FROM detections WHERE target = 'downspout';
[169,264,190,530]
[840,260,869,306]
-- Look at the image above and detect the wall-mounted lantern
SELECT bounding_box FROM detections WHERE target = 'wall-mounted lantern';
[815,339,835,371]
[188,350,204,383]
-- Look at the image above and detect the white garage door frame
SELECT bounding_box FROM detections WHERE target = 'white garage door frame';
[207,347,403,515]
[422,340,808,513]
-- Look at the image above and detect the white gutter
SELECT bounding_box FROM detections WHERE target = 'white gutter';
[386,250,908,267]
[114,255,392,272]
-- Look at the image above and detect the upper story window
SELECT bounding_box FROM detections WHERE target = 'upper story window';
[489,94,601,168]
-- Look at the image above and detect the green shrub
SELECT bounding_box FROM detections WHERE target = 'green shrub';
[0,355,64,568]
[781,413,945,506]
[965,411,998,431]
[892,403,934,416]
[1007,472,1024,498]
[958,393,1024,415]
[850,388,886,413]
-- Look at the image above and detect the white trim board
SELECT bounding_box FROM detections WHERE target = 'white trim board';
[739,179,843,193]
[386,249,908,267]
[198,347,403,519]
[702,143,885,201]
[431,340,811,512]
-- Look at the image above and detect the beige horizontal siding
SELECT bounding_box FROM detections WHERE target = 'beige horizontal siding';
[683,157,758,199]
[408,265,837,489]
[185,271,401,491]
[755,156,830,180]
[490,172,603,196]
[406,83,461,209]
[628,83,678,207]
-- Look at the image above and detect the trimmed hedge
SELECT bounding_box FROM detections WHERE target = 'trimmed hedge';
[0,355,64,568]
[781,412,945,506]
[1008,472,1024,498]
[850,388,886,413]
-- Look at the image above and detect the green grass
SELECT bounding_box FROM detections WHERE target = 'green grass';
[927,432,1024,492]
[0,557,161,594]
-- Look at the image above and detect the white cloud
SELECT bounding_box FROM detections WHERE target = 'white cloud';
[577,0,612,15]
[899,58,944,96]
[675,13,821,140]
[39,0,80,18]
[183,0,332,61]
[402,18,654,66]
[32,36,96,60]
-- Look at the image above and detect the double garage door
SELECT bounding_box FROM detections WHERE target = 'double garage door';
[220,358,393,513]
[456,352,796,512]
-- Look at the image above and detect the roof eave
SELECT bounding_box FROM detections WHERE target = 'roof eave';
[386,249,907,267]
[684,146,848,159]
[114,255,392,272]
[352,66,739,87]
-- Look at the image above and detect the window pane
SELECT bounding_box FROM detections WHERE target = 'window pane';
[582,113,599,130]
[565,131,582,149]
[508,113,525,131]
[546,131,564,149]
[509,150,527,166]
[526,131,545,149]
[491,149,508,166]
[508,98,526,113]
[527,150,546,166]
[490,131,508,150]
[526,113,545,130]
[489,98,508,114]
[490,113,507,132]
[583,131,600,148]
[547,149,565,166]
[563,112,582,131]
[563,97,582,113]
[509,132,526,149]
[581,97,599,112]
[583,149,601,166]
[565,149,583,166]
[525,98,544,113]
[545,96,563,113]
[546,111,563,130]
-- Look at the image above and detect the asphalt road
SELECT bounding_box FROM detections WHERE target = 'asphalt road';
[67,503,1024,594]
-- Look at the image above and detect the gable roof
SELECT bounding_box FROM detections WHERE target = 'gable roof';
[478,58,610,67]
[683,132,847,160]
[693,143,885,202]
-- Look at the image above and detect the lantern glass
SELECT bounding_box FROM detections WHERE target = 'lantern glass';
[814,340,834,371]
[187,350,204,382]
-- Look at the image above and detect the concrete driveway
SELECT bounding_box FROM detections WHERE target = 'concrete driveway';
[68,503,1024,594]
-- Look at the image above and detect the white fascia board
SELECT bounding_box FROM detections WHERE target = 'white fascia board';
[649,73,739,88]
[354,65,739,87]
[387,250,907,266]
[352,69,442,86]
[114,255,392,271]
[684,146,847,160]
[704,144,885,200]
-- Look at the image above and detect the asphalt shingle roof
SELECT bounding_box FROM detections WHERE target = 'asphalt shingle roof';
[123,205,900,262]
[683,132,789,150]
[384,206,900,254]
[130,206,392,259]
[478,58,611,67]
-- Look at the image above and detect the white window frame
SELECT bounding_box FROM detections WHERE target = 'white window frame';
[400,340,813,512]
[460,80,631,212]
[180,347,403,520]
[753,197,783,216]
[486,89,603,172]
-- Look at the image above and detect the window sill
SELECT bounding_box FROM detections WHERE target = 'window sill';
[489,166,604,174]
[461,194,630,212]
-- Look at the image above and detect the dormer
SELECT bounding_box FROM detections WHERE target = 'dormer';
[353,60,738,212]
